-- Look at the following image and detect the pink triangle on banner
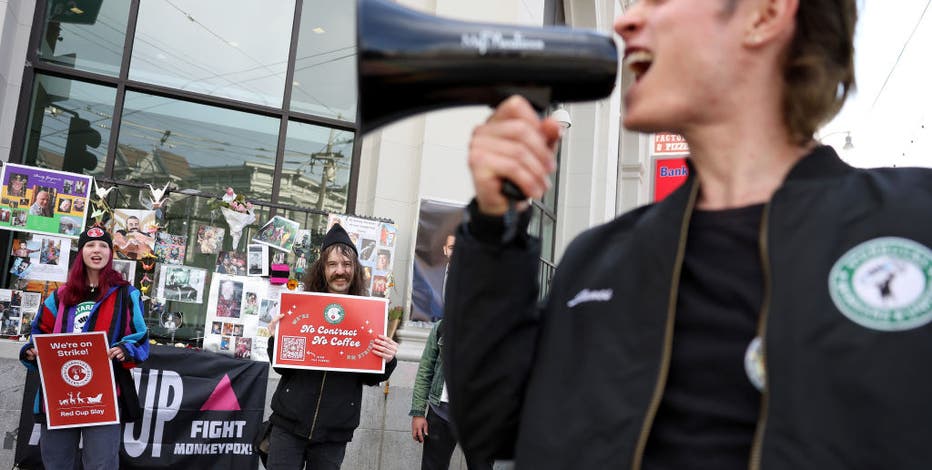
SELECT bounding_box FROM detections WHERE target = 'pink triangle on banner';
[200,374,242,411]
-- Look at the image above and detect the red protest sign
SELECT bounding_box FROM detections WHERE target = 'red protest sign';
[274,292,388,373]
[33,331,119,429]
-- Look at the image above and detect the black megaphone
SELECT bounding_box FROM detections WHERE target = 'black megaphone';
[356,0,618,135]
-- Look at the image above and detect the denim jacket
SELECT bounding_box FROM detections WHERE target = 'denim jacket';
[409,320,445,417]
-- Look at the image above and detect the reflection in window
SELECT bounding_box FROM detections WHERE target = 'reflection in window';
[37,0,130,77]
[291,0,357,120]
[116,91,280,201]
[21,75,115,175]
[130,0,295,107]
[279,121,354,214]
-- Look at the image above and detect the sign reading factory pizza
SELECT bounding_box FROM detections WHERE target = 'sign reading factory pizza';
[33,331,119,429]
[274,292,388,373]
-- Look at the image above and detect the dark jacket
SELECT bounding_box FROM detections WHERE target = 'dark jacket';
[444,146,932,469]
[268,335,396,443]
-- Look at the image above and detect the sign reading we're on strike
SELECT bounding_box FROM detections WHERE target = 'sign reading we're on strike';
[274,292,388,374]
[34,331,119,429]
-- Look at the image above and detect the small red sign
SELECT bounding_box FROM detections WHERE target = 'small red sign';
[274,292,388,373]
[34,331,119,429]
[654,157,690,202]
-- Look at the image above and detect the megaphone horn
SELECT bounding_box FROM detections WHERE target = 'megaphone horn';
[357,0,618,135]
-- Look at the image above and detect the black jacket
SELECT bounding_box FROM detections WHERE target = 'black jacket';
[268,336,396,443]
[444,146,932,469]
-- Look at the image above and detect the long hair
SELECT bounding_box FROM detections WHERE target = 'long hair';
[60,247,129,307]
[303,244,368,296]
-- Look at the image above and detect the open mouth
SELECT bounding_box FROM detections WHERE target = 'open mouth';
[90,256,103,263]
[623,50,654,81]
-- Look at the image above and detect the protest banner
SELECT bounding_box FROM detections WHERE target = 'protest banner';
[16,345,268,469]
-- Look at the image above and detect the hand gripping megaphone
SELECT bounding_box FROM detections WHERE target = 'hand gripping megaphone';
[357,0,618,135]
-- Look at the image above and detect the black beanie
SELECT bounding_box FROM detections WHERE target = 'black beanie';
[321,223,357,256]
[78,225,113,250]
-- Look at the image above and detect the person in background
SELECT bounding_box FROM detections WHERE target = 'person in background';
[444,0,932,469]
[19,226,149,469]
[265,223,399,470]
[411,320,492,470]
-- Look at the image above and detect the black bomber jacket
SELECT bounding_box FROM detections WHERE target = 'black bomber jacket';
[443,146,932,469]
[267,336,396,443]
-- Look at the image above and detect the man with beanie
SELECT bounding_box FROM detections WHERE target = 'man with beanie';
[265,223,399,469]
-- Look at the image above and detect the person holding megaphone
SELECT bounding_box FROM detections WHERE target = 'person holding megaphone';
[442,0,932,469]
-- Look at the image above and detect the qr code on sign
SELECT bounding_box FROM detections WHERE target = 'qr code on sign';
[281,336,306,360]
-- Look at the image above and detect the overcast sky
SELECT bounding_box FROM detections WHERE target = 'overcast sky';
[820,0,931,168]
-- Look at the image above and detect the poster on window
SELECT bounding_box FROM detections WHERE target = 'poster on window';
[202,273,283,362]
[273,291,388,373]
[326,214,398,299]
[156,264,207,304]
[0,289,41,337]
[112,259,137,285]
[0,163,92,238]
[33,331,120,429]
[154,232,187,265]
[14,234,72,282]
[195,225,225,254]
[252,215,300,253]
[410,199,465,322]
[109,209,157,260]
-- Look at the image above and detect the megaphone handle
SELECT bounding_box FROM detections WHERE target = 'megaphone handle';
[501,180,525,200]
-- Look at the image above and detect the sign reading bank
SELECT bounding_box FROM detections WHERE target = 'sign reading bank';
[652,133,690,202]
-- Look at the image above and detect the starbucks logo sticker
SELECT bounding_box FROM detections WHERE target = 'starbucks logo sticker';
[323,303,345,325]
[61,360,93,387]
[828,237,932,331]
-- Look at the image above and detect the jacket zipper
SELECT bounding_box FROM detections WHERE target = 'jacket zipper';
[749,203,773,470]
[630,181,700,470]
[307,371,328,440]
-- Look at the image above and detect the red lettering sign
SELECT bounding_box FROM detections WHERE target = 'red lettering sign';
[274,292,388,373]
[34,331,119,429]
[653,132,690,155]
[654,157,690,202]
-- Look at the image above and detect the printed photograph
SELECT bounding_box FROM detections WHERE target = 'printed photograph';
[195,225,225,254]
[28,186,55,218]
[153,232,187,265]
[216,279,244,318]
[247,243,268,276]
[215,251,247,275]
[158,265,206,304]
[58,216,79,236]
[242,292,259,316]
[112,259,137,284]
[110,209,157,260]
[234,337,252,359]
[4,173,28,198]
[252,216,300,253]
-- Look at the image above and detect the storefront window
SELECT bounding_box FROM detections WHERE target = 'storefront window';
[290,0,357,121]
[21,74,116,175]
[130,0,295,107]
[278,121,354,214]
[37,0,130,77]
[115,91,281,194]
